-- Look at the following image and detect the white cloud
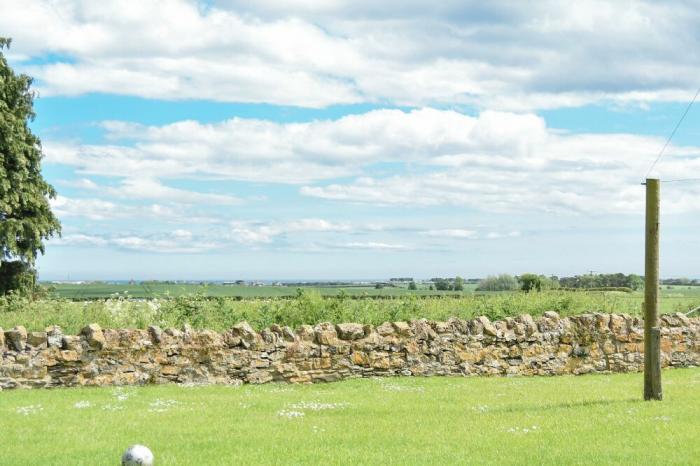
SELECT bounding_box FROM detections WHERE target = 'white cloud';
[229,218,351,245]
[51,233,109,247]
[3,0,700,109]
[45,108,700,214]
[422,229,477,239]
[111,178,241,205]
[486,231,521,239]
[49,195,220,223]
[341,242,410,251]
[52,231,222,254]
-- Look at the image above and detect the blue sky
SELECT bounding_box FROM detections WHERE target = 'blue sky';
[2,0,700,280]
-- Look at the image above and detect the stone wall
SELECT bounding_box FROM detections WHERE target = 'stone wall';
[1,312,699,389]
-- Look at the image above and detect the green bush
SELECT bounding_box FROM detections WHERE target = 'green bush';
[477,274,519,291]
[0,289,660,334]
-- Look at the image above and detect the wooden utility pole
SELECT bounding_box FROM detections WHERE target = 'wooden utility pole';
[644,178,662,401]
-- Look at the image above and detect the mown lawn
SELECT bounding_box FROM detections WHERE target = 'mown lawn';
[1,368,699,465]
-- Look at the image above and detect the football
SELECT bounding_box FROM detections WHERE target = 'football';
[121,445,154,466]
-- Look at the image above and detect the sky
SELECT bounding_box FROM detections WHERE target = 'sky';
[2,0,700,280]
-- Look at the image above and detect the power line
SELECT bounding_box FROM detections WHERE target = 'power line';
[645,86,700,179]
[661,178,700,183]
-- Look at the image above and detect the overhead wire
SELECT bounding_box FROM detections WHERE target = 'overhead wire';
[644,86,700,180]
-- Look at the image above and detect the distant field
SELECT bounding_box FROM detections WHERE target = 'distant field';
[41,282,700,313]
[1,369,699,465]
[42,282,479,299]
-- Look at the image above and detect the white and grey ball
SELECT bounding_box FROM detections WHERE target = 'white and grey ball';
[121,445,154,466]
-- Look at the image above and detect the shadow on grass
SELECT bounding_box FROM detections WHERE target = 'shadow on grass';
[493,397,641,414]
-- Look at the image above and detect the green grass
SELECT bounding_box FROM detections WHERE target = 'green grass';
[1,368,699,465]
[2,288,699,334]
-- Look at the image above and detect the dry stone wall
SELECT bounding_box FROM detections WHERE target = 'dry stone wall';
[1,312,699,389]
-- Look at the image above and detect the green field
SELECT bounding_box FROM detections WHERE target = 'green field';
[1,368,698,465]
[43,282,478,299]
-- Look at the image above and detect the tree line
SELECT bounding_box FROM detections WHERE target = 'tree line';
[477,273,646,292]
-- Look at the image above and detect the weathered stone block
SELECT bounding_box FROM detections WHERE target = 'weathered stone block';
[336,323,364,341]
[161,365,181,376]
[61,335,82,351]
[260,329,277,344]
[517,314,538,337]
[296,325,315,341]
[392,322,412,337]
[376,322,395,336]
[46,326,63,348]
[352,351,369,366]
[247,370,273,384]
[59,350,80,362]
[412,319,437,341]
[477,316,498,337]
[5,326,27,352]
[27,332,48,349]
[281,326,296,342]
[314,322,338,345]
[148,326,163,344]
[80,324,106,350]
[231,321,261,349]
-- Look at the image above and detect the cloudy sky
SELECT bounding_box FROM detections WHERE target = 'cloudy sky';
[2,0,700,280]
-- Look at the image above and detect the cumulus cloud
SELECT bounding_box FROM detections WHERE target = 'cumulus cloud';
[49,195,220,223]
[3,0,700,109]
[52,231,221,253]
[87,177,242,205]
[229,219,351,245]
[45,108,700,214]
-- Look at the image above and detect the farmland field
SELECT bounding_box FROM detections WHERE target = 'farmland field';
[42,282,478,299]
[1,368,699,465]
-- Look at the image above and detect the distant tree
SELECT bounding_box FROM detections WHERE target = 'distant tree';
[408,281,417,290]
[519,273,542,292]
[541,275,560,290]
[560,273,644,290]
[628,274,643,291]
[433,278,451,291]
[477,274,520,292]
[454,276,464,291]
[0,38,61,294]
[375,283,384,289]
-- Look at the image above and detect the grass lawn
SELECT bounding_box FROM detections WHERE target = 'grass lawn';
[1,368,699,465]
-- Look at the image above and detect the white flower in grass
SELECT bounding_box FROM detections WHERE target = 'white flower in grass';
[472,405,489,413]
[16,405,43,415]
[102,403,125,412]
[381,383,425,393]
[506,425,539,434]
[277,409,305,419]
[73,401,92,409]
[148,399,178,413]
[288,401,349,411]
[112,387,135,402]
